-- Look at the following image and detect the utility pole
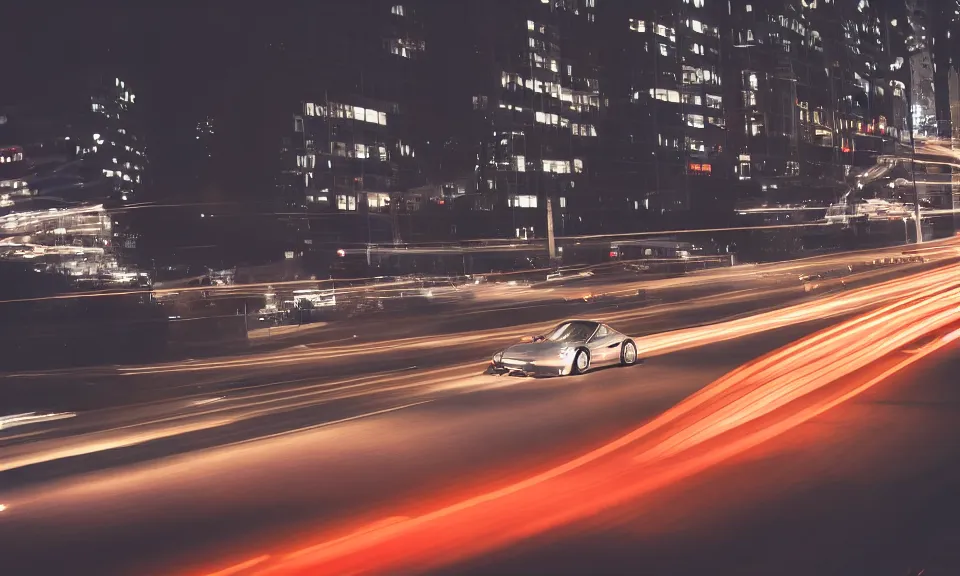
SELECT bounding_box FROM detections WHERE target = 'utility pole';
[546,196,557,261]
[905,77,924,243]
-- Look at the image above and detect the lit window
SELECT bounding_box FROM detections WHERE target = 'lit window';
[355,144,368,159]
[391,5,404,16]
[746,3,752,11]
[542,159,572,174]
[574,159,584,173]
[650,88,681,103]
[513,155,526,172]
[572,123,598,137]
[690,19,703,33]
[694,0,704,6]
[560,197,567,208]
[508,194,538,208]
[629,19,646,32]
[686,114,705,128]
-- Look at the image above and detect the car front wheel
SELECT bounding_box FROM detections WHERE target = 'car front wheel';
[620,340,638,366]
[571,348,590,375]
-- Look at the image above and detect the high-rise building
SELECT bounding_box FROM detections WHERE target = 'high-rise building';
[604,0,729,216]
[191,115,215,193]
[275,1,427,267]
[458,0,604,239]
[84,76,146,205]
[906,0,939,137]
[931,0,960,137]
[0,93,141,274]
[728,0,908,209]
[81,75,147,257]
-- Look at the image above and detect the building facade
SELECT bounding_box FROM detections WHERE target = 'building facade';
[727,0,909,210]
[275,1,428,269]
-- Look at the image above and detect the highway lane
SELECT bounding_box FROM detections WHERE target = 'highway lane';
[193,275,959,576]
[4,252,952,417]
[238,238,960,349]
[454,329,960,575]
[0,320,841,576]
[1,284,958,575]
[1,260,958,493]
[0,242,957,575]
[0,268,841,416]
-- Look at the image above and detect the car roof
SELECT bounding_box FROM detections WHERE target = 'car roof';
[555,319,602,329]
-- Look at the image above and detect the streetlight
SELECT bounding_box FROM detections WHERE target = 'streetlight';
[902,216,910,243]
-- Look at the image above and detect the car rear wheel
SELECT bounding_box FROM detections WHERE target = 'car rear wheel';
[620,340,638,366]
[572,348,590,375]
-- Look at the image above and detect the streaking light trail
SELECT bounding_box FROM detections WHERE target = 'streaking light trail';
[117,261,960,376]
[196,267,960,576]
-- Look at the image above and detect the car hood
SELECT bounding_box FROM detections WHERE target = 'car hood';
[503,341,579,360]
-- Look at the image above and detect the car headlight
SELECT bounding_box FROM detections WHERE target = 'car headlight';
[493,351,504,364]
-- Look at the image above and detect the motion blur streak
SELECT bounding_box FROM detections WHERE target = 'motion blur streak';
[0,366,467,474]
[0,411,76,430]
[200,272,960,576]
[120,262,960,377]
[205,556,271,576]
[0,419,233,473]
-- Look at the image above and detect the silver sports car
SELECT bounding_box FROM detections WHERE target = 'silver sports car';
[487,320,639,377]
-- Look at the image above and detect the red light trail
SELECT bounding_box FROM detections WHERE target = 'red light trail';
[195,267,960,576]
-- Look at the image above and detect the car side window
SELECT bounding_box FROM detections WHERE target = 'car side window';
[595,325,608,338]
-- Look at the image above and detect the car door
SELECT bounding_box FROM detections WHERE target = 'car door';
[587,324,623,366]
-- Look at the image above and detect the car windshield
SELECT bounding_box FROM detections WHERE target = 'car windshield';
[545,321,598,343]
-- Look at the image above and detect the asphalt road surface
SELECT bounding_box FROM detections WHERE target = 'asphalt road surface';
[0,260,960,574]
[2,242,959,575]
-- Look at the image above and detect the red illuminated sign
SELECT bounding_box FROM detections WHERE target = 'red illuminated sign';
[689,162,712,174]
